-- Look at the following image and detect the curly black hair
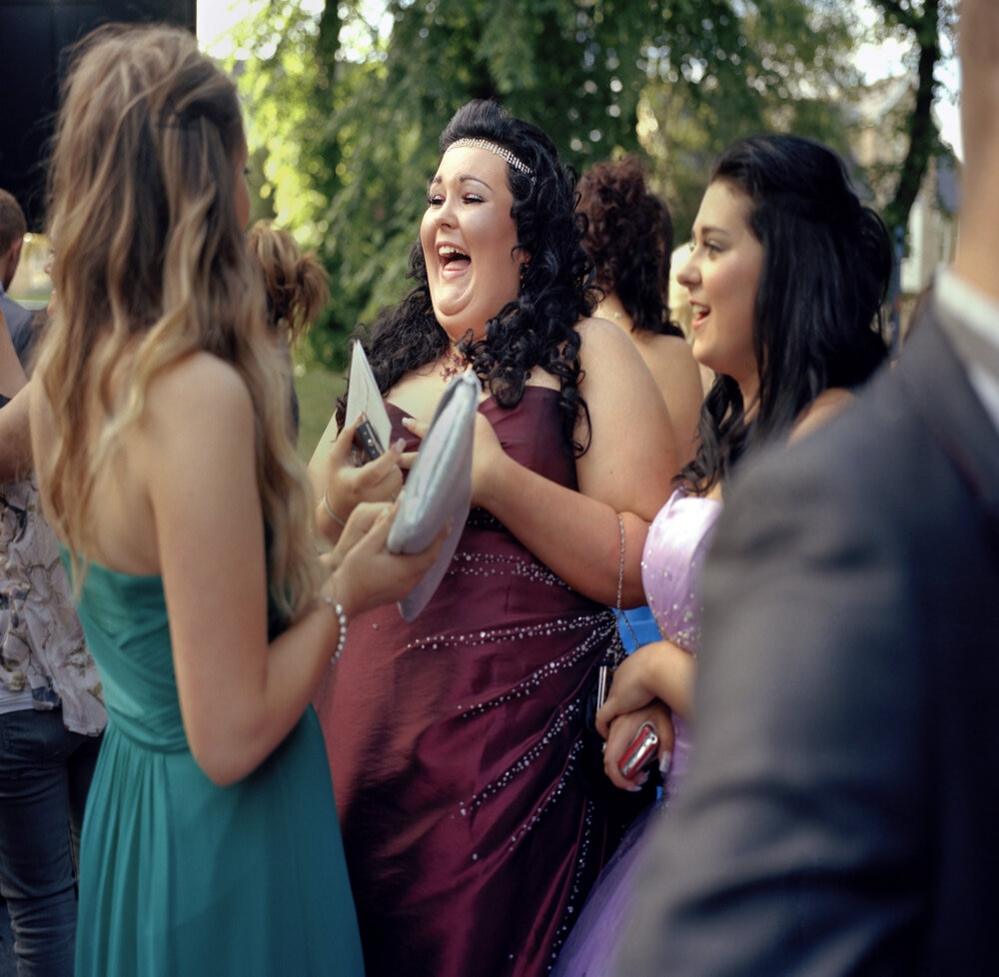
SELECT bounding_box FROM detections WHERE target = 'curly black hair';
[577,156,683,339]
[680,134,892,494]
[338,100,597,454]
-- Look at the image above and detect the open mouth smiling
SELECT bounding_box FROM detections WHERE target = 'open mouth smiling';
[437,244,471,277]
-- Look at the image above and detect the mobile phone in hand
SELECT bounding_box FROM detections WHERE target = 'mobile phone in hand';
[353,417,385,463]
[618,721,659,780]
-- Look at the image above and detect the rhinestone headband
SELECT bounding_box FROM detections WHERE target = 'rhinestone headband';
[447,138,533,177]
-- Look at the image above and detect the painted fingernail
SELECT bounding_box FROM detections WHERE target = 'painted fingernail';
[659,750,673,777]
[392,438,406,453]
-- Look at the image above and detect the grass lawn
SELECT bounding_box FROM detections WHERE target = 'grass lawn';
[294,364,346,463]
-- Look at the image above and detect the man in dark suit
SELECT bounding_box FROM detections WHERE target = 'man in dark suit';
[617,2,999,974]
[0,189,35,365]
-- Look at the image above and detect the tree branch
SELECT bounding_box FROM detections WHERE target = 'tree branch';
[884,0,942,234]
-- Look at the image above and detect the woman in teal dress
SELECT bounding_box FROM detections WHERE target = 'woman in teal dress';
[27,24,440,977]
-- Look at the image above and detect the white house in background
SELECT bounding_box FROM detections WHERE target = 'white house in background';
[899,154,960,294]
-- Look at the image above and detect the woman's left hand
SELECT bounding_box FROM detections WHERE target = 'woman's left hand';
[401,410,508,507]
[603,702,674,792]
[595,644,658,738]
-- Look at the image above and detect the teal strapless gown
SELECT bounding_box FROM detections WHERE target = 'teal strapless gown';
[71,561,364,977]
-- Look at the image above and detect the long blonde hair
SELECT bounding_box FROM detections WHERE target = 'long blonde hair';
[35,23,319,618]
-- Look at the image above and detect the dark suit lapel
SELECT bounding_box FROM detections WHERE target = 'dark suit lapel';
[896,302,999,532]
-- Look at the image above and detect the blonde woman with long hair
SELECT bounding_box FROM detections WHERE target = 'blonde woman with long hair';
[29,24,438,977]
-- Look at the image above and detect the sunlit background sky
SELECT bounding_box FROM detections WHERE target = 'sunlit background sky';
[195,0,963,159]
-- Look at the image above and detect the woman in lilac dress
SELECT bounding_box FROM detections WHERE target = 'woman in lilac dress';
[311,101,677,977]
[553,135,894,975]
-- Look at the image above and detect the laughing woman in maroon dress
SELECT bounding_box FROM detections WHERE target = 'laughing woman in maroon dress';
[312,100,676,977]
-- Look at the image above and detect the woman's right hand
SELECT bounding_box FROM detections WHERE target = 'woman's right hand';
[603,701,675,793]
[319,416,412,541]
[401,411,509,510]
[327,499,446,617]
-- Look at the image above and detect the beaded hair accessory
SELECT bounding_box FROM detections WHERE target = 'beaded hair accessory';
[447,138,533,177]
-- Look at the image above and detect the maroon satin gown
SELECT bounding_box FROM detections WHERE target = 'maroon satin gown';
[315,387,622,977]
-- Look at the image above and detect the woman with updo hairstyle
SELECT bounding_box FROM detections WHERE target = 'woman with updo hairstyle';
[29,23,439,976]
[577,156,704,463]
[247,220,330,347]
[552,133,891,976]
[248,219,330,435]
[311,100,677,977]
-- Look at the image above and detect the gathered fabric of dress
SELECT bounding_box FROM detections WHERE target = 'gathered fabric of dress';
[70,560,364,977]
[551,487,722,977]
[315,387,627,977]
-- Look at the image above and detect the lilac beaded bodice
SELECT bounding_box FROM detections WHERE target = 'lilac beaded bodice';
[642,488,722,654]
[640,488,721,795]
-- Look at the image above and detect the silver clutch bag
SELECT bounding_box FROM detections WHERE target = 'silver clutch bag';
[387,370,480,621]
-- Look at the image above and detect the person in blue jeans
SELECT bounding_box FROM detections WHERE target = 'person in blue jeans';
[0,713,102,976]
[1,291,106,977]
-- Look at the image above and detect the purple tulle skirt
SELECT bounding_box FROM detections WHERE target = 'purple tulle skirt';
[551,801,666,976]
[553,712,691,976]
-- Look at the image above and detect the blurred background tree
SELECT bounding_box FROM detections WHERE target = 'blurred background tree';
[214,0,959,458]
[866,0,958,237]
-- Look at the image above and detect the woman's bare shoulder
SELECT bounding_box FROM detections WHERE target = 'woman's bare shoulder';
[151,351,247,401]
[634,332,697,373]
[143,352,253,432]
[575,315,647,365]
[790,387,855,443]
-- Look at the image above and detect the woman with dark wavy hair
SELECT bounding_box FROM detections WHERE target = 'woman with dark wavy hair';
[577,156,704,463]
[553,133,891,977]
[311,100,677,977]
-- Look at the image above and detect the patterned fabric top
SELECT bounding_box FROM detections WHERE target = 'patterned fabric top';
[0,477,106,734]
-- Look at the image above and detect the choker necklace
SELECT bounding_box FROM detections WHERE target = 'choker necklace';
[439,346,468,382]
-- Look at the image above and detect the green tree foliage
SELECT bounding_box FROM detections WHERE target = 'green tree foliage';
[637,1,860,238]
[231,1,867,365]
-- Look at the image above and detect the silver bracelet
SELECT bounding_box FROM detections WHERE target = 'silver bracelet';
[318,594,348,663]
[321,490,347,528]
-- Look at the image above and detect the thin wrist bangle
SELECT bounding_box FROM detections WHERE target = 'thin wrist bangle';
[321,490,347,528]
[317,595,348,663]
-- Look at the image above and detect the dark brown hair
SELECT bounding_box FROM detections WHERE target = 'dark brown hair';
[577,156,682,337]
[247,221,330,345]
[0,189,26,255]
